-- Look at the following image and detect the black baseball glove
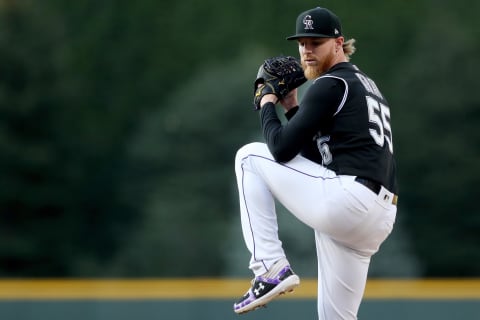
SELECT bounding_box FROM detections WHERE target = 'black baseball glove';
[253,55,307,110]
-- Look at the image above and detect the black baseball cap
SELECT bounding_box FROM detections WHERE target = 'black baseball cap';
[286,7,342,40]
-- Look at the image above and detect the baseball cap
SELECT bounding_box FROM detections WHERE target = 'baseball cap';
[286,7,342,40]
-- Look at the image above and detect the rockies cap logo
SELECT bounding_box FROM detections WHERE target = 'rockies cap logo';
[303,15,314,30]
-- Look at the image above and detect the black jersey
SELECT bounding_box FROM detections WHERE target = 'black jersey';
[260,62,397,193]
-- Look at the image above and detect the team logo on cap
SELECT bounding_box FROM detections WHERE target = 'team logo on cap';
[303,15,314,30]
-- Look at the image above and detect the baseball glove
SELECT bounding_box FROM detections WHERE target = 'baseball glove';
[253,55,307,110]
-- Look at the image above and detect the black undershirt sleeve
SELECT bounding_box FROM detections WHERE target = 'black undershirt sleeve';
[260,77,346,162]
[285,106,299,120]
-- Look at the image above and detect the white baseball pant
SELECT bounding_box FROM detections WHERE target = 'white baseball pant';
[235,142,396,320]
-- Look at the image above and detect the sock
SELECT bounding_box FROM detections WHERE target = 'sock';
[262,257,290,278]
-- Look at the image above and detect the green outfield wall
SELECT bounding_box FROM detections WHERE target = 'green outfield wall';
[0,279,478,320]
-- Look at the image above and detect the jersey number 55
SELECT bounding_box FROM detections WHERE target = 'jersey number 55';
[366,95,393,154]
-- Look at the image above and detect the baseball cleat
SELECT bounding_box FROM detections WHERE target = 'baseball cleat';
[233,266,300,314]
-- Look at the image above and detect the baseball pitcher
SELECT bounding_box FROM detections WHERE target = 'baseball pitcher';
[233,7,398,320]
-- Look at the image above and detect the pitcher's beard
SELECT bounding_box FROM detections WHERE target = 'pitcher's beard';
[302,53,336,80]
[303,65,322,80]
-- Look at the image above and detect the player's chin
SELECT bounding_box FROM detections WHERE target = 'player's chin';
[304,66,321,80]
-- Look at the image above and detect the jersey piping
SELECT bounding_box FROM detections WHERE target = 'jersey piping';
[314,75,349,116]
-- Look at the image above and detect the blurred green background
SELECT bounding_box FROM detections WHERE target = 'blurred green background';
[1,0,479,278]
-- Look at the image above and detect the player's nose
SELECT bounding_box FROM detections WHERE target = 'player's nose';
[300,44,313,54]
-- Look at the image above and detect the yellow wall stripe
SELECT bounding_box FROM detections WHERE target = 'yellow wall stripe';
[0,279,479,300]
